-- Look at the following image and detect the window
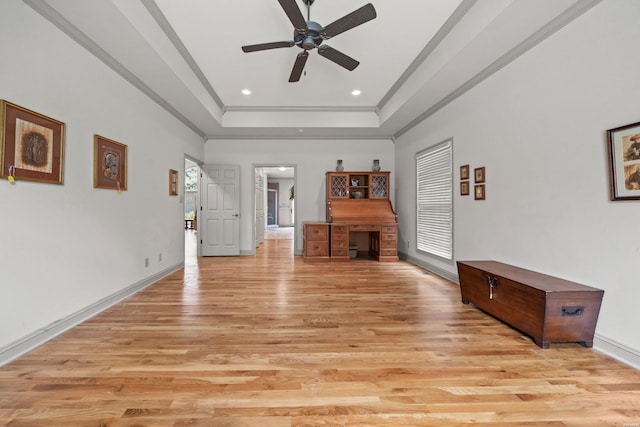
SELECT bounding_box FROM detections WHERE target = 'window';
[416,139,453,260]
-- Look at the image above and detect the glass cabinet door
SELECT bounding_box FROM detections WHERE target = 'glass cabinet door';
[370,173,389,198]
[329,173,348,198]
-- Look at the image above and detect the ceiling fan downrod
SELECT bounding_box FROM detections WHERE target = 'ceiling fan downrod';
[302,0,315,22]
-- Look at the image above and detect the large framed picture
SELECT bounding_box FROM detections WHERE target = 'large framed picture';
[607,121,640,201]
[0,100,65,184]
[94,134,127,191]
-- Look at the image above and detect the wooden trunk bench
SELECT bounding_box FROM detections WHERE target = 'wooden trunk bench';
[457,260,604,349]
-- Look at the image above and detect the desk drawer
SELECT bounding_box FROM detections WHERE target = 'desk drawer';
[305,242,328,257]
[305,224,328,241]
[332,248,348,257]
[381,225,396,233]
[331,239,348,249]
[332,225,348,234]
[381,233,397,242]
[350,224,380,232]
[381,240,397,249]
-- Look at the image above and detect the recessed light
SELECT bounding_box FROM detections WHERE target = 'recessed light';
[279,167,286,171]
[241,89,251,95]
[351,89,362,96]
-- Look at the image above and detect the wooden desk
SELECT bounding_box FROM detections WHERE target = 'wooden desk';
[326,199,398,262]
[320,170,398,262]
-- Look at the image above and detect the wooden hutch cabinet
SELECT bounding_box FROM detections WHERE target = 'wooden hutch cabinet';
[326,171,390,200]
[303,171,398,262]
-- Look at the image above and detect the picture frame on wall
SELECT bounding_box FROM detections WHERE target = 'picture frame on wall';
[0,100,65,184]
[460,181,470,196]
[460,164,470,180]
[169,169,178,196]
[606,120,640,201]
[475,184,485,200]
[474,167,485,183]
[94,134,127,191]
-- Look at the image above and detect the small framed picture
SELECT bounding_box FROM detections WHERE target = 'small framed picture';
[351,178,359,186]
[460,164,470,180]
[94,134,127,191]
[474,167,485,183]
[475,184,485,200]
[169,169,178,196]
[606,120,640,201]
[460,181,470,196]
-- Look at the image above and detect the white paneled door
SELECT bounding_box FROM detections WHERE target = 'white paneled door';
[200,165,240,256]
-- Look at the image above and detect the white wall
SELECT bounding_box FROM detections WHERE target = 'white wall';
[394,0,640,362]
[204,139,394,254]
[0,0,204,359]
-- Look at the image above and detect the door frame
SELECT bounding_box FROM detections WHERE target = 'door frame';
[252,164,297,255]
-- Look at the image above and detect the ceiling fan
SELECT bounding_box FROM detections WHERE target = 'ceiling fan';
[241,0,377,82]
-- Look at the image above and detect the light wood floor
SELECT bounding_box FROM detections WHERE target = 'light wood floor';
[1,235,639,426]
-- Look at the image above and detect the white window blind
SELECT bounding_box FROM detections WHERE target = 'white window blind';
[416,140,453,260]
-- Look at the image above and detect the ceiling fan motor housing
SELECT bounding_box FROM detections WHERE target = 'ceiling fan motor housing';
[295,21,323,50]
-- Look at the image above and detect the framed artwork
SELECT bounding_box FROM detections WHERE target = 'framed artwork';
[0,100,65,184]
[94,134,127,191]
[169,169,178,196]
[606,121,640,201]
[460,181,470,196]
[474,167,485,183]
[475,184,485,200]
[460,164,470,180]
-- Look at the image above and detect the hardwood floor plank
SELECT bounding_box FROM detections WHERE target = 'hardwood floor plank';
[1,234,639,425]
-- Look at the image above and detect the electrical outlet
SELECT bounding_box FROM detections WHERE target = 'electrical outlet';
[145,258,149,267]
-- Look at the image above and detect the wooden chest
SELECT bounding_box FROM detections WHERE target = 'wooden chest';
[457,261,604,348]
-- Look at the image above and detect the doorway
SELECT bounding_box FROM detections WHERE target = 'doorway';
[254,165,296,254]
[184,157,201,263]
[267,188,278,226]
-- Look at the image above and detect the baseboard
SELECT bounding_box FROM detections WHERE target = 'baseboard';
[0,262,184,367]
[398,251,459,283]
[593,334,640,370]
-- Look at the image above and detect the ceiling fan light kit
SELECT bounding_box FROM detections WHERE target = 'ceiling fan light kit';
[241,0,377,82]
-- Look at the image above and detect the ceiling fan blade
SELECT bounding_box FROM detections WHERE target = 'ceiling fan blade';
[242,41,295,53]
[317,45,359,71]
[278,0,307,30]
[289,51,309,82]
[321,3,377,39]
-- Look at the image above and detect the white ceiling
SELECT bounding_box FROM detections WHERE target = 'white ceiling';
[25,0,601,140]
